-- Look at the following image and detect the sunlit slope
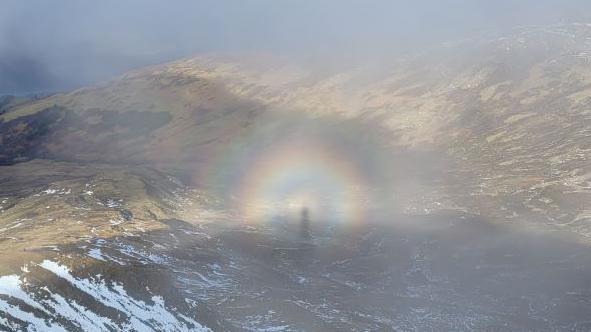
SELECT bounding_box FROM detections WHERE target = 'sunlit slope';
[1,24,589,232]
[0,159,218,271]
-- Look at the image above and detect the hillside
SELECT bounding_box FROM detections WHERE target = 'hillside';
[0,24,590,330]
[1,24,589,232]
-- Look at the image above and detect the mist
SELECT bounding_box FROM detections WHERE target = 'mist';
[2,0,591,95]
[1,1,591,330]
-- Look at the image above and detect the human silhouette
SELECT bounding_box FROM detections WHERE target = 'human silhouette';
[300,207,311,239]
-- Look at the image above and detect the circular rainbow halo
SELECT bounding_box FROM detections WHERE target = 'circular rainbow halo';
[236,140,368,227]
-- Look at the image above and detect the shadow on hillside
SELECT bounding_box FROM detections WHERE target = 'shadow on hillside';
[3,209,591,330]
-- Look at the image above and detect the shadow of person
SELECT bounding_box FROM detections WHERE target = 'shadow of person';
[300,207,311,239]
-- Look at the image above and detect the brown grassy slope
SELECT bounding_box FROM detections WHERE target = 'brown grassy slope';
[0,24,589,233]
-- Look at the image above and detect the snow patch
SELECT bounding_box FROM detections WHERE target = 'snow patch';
[0,260,211,331]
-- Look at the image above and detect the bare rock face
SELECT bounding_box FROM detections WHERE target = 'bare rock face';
[0,24,590,330]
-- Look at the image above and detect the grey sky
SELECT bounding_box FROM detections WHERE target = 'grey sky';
[1,0,590,95]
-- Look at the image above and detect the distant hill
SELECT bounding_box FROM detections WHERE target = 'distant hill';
[1,24,589,235]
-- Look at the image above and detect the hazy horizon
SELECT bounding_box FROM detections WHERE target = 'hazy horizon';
[3,0,591,95]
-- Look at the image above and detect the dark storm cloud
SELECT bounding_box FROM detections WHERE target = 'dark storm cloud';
[1,0,591,95]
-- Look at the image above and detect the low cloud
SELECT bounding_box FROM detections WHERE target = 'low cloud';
[1,0,590,94]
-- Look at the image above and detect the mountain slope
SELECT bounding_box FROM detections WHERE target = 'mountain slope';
[0,24,590,331]
[1,24,589,233]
